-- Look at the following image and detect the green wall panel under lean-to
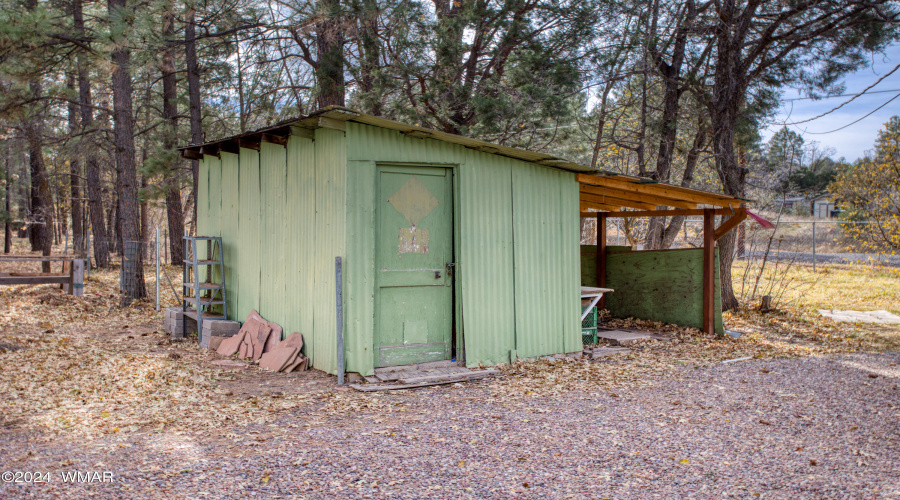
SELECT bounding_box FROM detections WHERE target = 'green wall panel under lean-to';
[580,246,724,334]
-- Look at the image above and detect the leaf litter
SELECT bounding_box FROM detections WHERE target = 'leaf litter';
[1,251,897,442]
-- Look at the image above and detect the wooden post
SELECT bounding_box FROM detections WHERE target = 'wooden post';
[72,259,84,297]
[596,212,607,310]
[62,260,71,292]
[703,208,715,334]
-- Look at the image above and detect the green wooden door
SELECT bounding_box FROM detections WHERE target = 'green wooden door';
[375,166,453,367]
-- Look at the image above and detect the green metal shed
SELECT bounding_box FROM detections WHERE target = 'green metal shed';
[180,107,591,376]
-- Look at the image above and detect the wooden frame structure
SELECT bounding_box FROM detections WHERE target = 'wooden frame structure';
[0,256,86,296]
[578,173,749,335]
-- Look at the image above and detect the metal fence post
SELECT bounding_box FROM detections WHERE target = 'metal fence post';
[812,221,816,272]
[335,257,345,385]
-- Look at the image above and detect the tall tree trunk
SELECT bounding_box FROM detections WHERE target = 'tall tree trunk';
[66,74,85,256]
[24,79,53,271]
[355,0,381,115]
[315,0,345,108]
[162,7,184,264]
[185,6,201,230]
[109,0,146,299]
[709,0,749,311]
[3,148,10,254]
[74,0,110,267]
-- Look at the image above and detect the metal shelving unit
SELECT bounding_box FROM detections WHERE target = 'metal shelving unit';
[182,236,228,340]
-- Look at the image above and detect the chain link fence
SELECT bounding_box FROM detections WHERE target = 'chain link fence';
[582,216,897,268]
[582,214,897,307]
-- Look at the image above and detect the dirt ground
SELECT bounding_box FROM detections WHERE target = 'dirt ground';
[1,348,898,499]
[2,242,899,498]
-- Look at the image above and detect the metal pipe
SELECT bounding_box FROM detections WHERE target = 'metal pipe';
[812,221,816,272]
[336,256,345,385]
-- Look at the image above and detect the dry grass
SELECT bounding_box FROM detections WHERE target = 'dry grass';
[734,260,900,315]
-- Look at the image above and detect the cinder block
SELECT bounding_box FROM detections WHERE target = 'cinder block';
[204,320,241,334]
[167,316,197,338]
[165,307,184,321]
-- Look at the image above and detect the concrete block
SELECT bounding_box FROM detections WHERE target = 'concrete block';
[205,320,241,333]
[202,327,238,339]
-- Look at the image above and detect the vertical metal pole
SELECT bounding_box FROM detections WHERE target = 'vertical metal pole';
[155,227,160,311]
[812,221,817,272]
[335,257,344,385]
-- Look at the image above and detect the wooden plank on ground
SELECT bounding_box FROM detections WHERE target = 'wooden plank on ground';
[398,369,498,385]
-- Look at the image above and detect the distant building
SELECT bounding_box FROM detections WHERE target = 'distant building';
[776,196,808,212]
[811,193,837,218]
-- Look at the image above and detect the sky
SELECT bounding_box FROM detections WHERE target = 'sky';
[761,44,900,162]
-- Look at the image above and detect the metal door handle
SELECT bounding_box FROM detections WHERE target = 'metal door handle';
[434,270,442,278]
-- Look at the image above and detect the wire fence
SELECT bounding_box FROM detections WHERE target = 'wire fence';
[582,217,899,269]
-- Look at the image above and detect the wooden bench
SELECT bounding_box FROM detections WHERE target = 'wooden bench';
[0,256,86,296]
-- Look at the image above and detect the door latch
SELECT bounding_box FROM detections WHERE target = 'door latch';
[446,262,456,278]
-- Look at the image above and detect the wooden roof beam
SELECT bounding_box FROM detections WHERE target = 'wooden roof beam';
[580,201,622,212]
[238,137,260,150]
[290,126,315,140]
[200,144,220,158]
[580,191,656,211]
[261,133,288,146]
[182,149,202,160]
[577,174,741,207]
[714,207,748,241]
[580,183,698,209]
[219,141,240,155]
[592,208,736,219]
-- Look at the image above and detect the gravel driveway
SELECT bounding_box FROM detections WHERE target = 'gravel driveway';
[2,352,898,499]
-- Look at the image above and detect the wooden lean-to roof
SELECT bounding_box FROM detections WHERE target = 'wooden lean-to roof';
[179,106,747,214]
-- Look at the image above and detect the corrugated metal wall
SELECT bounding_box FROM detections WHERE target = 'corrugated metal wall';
[197,122,579,375]
[286,135,316,362]
[196,132,347,374]
[310,128,346,373]
[219,152,240,317]
[344,122,580,374]
[457,150,517,366]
